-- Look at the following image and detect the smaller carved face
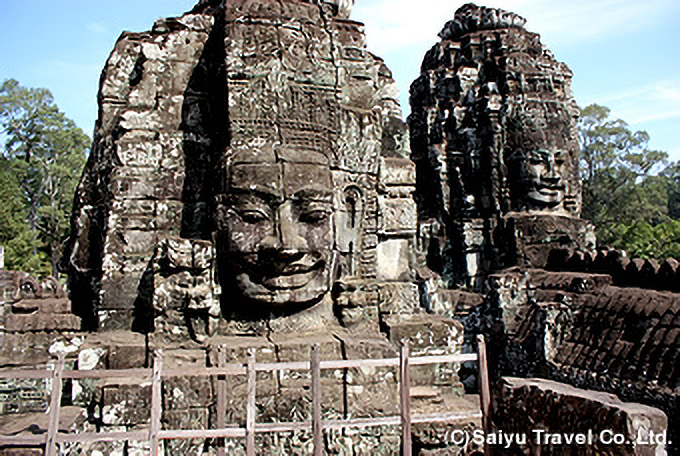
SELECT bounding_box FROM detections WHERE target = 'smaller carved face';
[520,148,568,208]
[217,146,335,315]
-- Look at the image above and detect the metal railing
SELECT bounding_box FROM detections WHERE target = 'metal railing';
[0,335,491,455]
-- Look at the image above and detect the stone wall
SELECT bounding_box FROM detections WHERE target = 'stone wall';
[494,377,668,456]
[470,266,678,452]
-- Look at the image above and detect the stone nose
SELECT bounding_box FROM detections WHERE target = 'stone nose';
[542,158,561,181]
[260,203,309,253]
[278,214,309,251]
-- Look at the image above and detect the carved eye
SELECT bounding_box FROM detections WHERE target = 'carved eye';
[239,210,269,224]
[300,209,331,224]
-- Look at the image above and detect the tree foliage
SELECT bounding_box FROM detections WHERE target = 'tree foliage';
[0,79,89,277]
[578,104,679,259]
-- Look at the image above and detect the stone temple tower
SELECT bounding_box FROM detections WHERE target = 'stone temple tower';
[409,4,594,289]
[61,0,417,338]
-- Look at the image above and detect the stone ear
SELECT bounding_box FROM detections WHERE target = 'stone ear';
[335,186,363,253]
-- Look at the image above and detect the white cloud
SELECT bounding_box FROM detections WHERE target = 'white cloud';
[594,79,680,124]
[351,0,680,160]
[518,0,679,45]
[352,0,679,53]
[86,22,108,35]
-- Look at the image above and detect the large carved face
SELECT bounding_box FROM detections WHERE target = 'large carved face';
[217,144,335,316]
[506,107,574,211]
[519,148,568,208]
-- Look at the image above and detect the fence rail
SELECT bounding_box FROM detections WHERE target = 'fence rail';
[0,335,490,456]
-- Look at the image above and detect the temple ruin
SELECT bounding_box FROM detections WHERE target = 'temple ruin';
[0,1,677,455]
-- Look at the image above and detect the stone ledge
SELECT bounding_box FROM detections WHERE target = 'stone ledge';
[494,377,668,456]
[4,314,81,332]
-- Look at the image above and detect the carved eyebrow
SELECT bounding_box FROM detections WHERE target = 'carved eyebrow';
[291,188,334,202]
[227,188,284,204]
[527,150,556,159]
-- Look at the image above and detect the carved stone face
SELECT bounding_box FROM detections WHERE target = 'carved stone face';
[519,148,568,208]
[506,108,574,212]
[217,145,335,316]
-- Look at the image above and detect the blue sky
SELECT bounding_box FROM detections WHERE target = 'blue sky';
[1,0,679,161]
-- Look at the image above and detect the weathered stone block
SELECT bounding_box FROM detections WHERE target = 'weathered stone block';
[116,141,163,169]
[428,289,484,318]
[11,298,72,315]
[110,168,160,200]
[380,157,416,187]
[78,332,147,370]
[207,336,277,365]
[494,377,669,456]
[0,449,44,456]
[383,314,464,387]
[99,380,153,426]
[376,239,413,281]
[219,371,279,425]
[272,382,345,422]
[120,109,163,131]
[272,331,344,364]
[337,305,381,333]
[163,408,209,431]
[488,271,530,338]
[111,199,157,231]
[149,30,209,63]
[128,72,158,110]
[378,196,417,235]
[97,309,136,332]
[163,350,211,411]
[500,214,596,269]
[155,14,213,34]
[155,201,183,232]
[338,334,397,388]
[0,377,49,414]
[527,269,612,293]
[4,314,81,332]
[100,40,142,102]
[99,273,142,314]
[346,381,399,418]
[377,281,419,315]
[155,95,185,132]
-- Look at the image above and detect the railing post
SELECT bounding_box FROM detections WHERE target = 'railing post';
[150,350,163,456]
[217,345,227,456]
[46,353,65,456]
[311,344,322,455]
[399,339,412,456]
[0,347,494,453]
[246,349,256,456]
[477,335,491,456]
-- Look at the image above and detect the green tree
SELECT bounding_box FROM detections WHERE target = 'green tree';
[578,104,679,259]
[661,161,680,220]
[579,104,669,228]
[0,79,89,277]
[0,157,48,273]
[607,221,680,259]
